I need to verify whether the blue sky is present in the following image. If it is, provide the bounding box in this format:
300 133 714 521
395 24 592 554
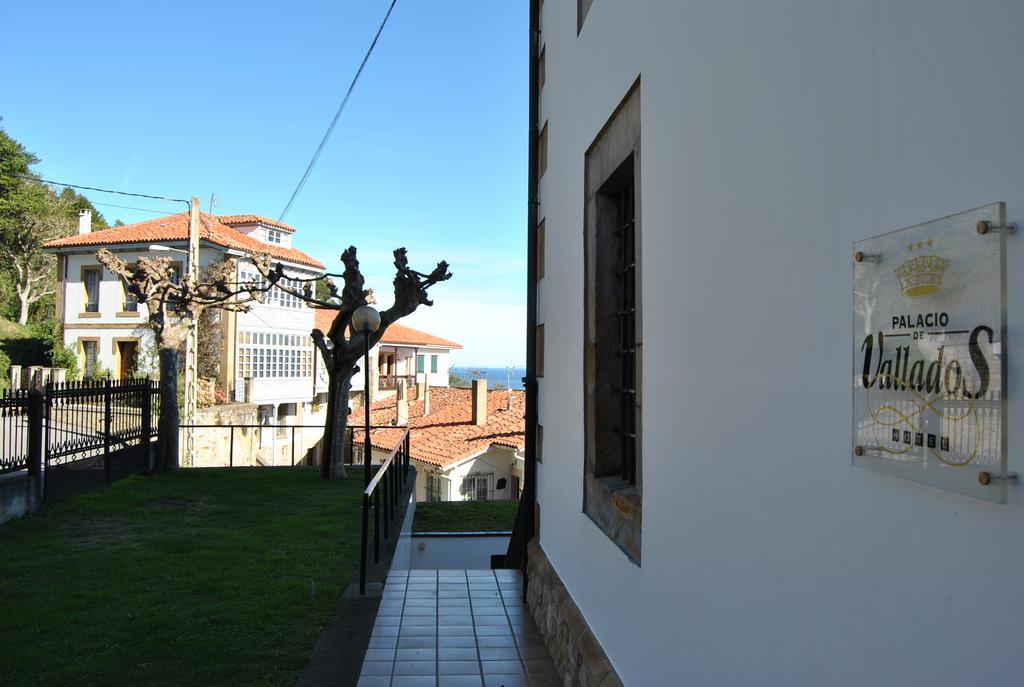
3 1 527 367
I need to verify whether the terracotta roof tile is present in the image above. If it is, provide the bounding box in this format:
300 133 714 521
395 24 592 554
218 215 297 233
312 309 461 349
357 387 524 468
380 323 462 349
42 212 324 269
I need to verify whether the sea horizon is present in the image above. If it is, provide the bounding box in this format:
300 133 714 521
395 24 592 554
449 366 526 391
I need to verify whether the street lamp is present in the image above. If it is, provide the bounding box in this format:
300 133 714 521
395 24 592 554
352 305 380 486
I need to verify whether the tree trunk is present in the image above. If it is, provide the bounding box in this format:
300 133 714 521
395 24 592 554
332 374 353 480
18 291 30 325
158 346 180 472
319 370 336 480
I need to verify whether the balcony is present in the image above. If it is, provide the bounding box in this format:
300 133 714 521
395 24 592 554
378 374 416 392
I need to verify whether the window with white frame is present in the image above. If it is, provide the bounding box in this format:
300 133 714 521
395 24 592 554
461 473 493 502
266 228 283 244
238 266 307 310
236 331 313 379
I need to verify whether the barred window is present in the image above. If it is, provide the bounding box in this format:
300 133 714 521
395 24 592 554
583 79 642 563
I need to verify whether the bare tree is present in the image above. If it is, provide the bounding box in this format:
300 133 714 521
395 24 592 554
253 246 451 479
96 249 264 471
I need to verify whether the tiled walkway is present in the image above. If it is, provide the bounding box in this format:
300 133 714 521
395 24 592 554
358 569 560 687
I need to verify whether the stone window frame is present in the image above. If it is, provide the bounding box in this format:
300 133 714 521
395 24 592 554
582 77 642 565
536 324 545 378
578 0 594 34
537 219 546 282
80 265 102 314
538 121 549 179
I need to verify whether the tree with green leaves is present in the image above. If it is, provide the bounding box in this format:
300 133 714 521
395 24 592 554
0 126 107 323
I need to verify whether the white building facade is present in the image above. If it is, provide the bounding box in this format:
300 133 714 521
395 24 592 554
45 212 326 431
531 2 1024 686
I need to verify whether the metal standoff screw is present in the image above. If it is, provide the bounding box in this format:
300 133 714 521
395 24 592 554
853 251 880 264
854 445 864 456
977 220 1017 236
978 471 1019 486
977 221 991 235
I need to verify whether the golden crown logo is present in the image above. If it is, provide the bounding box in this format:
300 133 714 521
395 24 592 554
895 254 949 298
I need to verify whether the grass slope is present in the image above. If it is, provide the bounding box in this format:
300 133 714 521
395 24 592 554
0 467 366 686
0 316 30 340
413 499 519 533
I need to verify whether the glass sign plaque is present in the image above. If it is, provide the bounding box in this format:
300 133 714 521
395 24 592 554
852 203 1008 503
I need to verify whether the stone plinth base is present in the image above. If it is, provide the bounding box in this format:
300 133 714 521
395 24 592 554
525 539 624 687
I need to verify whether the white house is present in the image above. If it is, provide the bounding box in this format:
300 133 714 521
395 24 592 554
312 309 461 407
363 382 524 504
43 210 327 431
525 2 1024 686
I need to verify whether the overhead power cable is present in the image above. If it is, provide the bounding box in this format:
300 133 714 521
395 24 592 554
11 174 190 208
90 201 178 216
277 0 398 222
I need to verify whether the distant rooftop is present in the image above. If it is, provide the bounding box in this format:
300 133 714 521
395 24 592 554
362 386 524 468
313 310 462 349
218 215 297 233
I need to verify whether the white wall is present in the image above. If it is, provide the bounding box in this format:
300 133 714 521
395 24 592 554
409 535 511 569
383 346 452 388
537 2 1024 686
60 248 223 376
413 447 522 503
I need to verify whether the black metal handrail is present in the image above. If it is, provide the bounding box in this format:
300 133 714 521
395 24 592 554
360 428 411 594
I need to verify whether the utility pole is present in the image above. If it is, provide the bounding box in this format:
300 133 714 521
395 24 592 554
183 196 200 467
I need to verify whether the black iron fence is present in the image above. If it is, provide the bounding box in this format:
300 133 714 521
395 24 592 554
0 380 159 502
360 428 412 594
1 389 31 474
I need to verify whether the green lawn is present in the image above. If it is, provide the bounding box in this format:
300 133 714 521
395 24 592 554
0 467 366 686
413 499 519 533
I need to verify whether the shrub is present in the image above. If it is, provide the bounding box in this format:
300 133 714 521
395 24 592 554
0 348 10 391
51 344 78 379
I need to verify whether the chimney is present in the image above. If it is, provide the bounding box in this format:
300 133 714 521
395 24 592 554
422 383 431 416
78 209 92 235
472 379 487 426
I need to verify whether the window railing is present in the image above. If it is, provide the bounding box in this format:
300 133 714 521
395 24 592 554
359 428 411 594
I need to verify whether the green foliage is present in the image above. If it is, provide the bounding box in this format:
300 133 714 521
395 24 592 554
314 276 339 304
0 125 108 323
0 348 10 390
50 342 78 378
0 468 366 685
448 366 469 388
86 365 112 381
0 316 49 366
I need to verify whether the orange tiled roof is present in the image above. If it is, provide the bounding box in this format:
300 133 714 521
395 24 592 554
312 309 461 349
381 322 462 349
218 214 297 233
42 212 324 269
359 387 525 468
